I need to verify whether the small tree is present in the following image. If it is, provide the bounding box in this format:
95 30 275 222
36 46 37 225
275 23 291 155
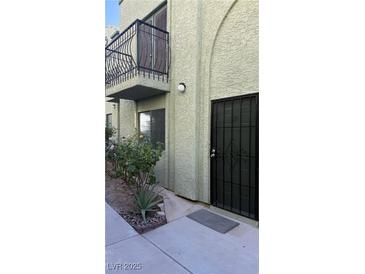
110 133 163 189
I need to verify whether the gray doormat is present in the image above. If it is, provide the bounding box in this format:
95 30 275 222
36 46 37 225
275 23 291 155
187 209 239 233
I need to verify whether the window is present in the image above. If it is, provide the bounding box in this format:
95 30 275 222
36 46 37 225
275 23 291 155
139 5 167 73
138 109 165 147
106 114 112 128
145 5 167 31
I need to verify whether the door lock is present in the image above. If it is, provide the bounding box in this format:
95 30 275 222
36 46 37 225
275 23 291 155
210 148 216 158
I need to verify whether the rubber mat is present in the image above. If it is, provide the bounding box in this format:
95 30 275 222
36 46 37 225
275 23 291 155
186 209 239 233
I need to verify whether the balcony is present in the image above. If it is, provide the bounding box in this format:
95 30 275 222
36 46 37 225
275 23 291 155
105 19 170 101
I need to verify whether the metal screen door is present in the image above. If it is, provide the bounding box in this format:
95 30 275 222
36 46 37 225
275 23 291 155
210 94 258 220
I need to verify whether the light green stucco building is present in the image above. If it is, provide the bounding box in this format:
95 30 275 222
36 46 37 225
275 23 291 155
106 0 259 221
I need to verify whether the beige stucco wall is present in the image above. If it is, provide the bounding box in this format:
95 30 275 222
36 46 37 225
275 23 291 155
119 0 165 30
210 0 259 98
137 94 165 112
118 99 137 139
196 0 238 202
169 0 202 200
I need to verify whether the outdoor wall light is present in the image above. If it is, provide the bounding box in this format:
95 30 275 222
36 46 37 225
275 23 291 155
177 83 186 93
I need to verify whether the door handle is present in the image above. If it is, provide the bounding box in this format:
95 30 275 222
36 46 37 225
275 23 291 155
210 148 216 158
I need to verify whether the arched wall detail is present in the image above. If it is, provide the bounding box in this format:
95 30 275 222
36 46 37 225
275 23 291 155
197 0 238 202
197 0 258 203
210 0 259 98
208 0 239 96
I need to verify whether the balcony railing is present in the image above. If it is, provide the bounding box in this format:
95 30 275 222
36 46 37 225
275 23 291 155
105 19 169 88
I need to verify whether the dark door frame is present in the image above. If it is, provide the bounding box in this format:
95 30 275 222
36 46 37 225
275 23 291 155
210 93 259 220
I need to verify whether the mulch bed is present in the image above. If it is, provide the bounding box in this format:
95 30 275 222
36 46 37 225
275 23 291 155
105 161 167 234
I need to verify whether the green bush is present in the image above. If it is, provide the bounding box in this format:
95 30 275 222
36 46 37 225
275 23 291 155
109 133 163 188
105 127 115 142
134 184 163 222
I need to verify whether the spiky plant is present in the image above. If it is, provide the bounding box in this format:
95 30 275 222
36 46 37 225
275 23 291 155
134 185 163 222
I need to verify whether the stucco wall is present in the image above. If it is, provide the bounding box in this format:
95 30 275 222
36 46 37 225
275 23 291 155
210 0 259 98
195 0 237 203
136 94 166 113
169 0 203 200
196 0 259 203
169 0 259 202
118 99 136 139
110 0 259 205
119 0 165 30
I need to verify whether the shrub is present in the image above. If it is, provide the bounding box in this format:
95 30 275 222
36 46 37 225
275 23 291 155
109 133 163 188
105 127 115 142
134 184 163 222
105 127 116 159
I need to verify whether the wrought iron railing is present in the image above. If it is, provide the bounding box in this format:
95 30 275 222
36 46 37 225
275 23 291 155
105 19 169 88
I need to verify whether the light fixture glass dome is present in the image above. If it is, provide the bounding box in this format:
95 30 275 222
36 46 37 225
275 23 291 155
177 83 186 92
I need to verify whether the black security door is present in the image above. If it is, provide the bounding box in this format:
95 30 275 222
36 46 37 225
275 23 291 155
210 94 258 220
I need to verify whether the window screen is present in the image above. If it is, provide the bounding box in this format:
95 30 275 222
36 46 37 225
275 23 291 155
138 109 165 147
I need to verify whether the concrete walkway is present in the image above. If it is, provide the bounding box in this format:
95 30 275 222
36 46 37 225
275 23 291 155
105 203 189 274
105 198 258 274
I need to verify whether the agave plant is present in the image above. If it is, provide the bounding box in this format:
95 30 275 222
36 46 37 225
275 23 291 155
134 185 163 222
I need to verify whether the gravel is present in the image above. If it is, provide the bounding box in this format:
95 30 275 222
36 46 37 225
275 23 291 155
105 161 168 234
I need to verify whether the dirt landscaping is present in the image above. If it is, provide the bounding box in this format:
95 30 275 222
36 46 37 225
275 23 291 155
105 161 167 233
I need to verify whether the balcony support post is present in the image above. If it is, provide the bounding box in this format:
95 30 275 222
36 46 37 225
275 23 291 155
136 20 140 75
